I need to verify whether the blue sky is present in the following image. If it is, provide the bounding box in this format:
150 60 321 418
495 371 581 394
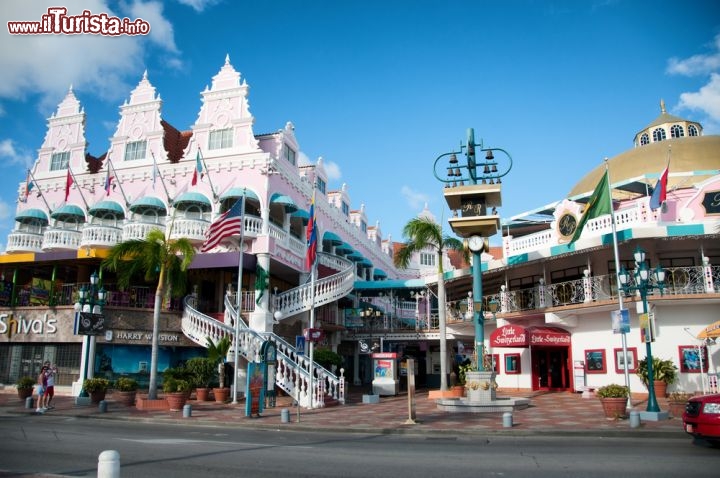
1 0 719 249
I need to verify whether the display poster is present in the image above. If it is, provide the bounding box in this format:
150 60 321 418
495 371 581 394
245 362 266 417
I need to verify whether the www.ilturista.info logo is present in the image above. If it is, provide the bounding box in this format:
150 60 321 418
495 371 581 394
7 7 151 36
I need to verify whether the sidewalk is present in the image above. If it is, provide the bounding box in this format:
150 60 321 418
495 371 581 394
0 386 685 438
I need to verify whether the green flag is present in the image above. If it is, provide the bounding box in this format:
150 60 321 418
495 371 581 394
570 170 612 243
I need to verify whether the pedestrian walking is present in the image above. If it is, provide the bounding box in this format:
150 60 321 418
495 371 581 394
43 361 57 410
35 367 47 413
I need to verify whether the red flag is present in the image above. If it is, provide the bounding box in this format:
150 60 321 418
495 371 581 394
649 163 669 211
64 169 73 201
305 192 317 270
192 151 203 186
201 198 244 252
104 164 113 196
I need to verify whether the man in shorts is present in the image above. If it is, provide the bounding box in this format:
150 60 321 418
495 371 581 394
35 366 47 413
43 361 57 409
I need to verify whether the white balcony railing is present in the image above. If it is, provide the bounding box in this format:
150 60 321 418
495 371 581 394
6 231 44 253
42 228 82 251
80 224 123 248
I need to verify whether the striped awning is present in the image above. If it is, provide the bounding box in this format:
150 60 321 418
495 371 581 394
219 187 260 202
174 192 211 211
88 200 125 218
15 208 49 225
270 193 299 213
50 205 85 222
322 231 343 245
129 197 167 214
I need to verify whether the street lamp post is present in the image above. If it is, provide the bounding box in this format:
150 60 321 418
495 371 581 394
433 128 512 371
618 246 666 417
74 271 106 397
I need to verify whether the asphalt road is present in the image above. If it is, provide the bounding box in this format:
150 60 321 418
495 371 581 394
0 414 718 477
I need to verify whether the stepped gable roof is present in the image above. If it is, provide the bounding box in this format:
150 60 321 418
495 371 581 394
162 120 192 163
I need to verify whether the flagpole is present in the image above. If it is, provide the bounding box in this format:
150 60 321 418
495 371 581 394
67 166 90 210
197 147 218 201
26 168 52 212
308 257 317 408
106 156 131 208
151 151 173 205
232 193 246 404
605 158 632 409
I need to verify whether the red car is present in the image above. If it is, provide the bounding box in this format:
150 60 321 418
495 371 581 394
683 393 720 446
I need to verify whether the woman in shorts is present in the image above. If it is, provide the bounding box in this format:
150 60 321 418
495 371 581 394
35 367 47 413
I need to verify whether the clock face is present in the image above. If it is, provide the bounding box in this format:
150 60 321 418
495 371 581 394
468 235 484 252
558 213 578 238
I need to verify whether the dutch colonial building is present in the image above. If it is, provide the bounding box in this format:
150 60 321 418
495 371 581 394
1 53 719 406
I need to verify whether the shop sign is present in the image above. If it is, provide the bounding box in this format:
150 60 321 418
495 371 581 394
0 312 57 338
112 330 180 342
490 325 528 347
701 189 720 215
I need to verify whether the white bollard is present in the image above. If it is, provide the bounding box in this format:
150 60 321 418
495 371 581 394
629 410 640 428
502 412 513 428
98 450 120 478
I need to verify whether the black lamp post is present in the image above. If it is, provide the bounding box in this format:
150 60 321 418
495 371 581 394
74 271 106 397
618 246 665 414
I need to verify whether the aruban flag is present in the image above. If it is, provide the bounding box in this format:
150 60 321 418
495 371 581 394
104 163 113 196
649 163 669 211
64 168 73 202
570 170 612 243
201 197 244 252
305 191 318 270
191 151 203 186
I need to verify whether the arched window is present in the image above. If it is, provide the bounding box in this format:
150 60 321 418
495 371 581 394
688 124 699 136
640 133 650 146
652 128 666 142
670 125 684 138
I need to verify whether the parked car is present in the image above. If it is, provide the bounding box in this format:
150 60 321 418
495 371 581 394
682 393 720 446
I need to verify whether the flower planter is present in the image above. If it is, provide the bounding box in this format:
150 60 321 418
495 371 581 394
115 390 137 407
195 388 211 401
600 397 628 419
17 388 33 401
669 401 687 418
213 387 230 403
166 392 187 411
90 390 107 404
653 380 667 399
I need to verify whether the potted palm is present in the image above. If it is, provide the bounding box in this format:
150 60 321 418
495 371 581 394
83 378 110 403
206 336 232 403
114 377 139 406
186 357 215 401
597 383 629 419
163 378 191 411
636 357 678 398
16 376 35 401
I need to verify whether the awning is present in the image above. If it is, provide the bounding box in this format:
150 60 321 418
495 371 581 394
347 252 364 262
490 324 571 348
373 268 387 278
698 320 720 339
50 204 86 222
359 258 373 268
88 200 125 218
291 208 310 224
322 231 343 245
129 196 167 214
269 193 299 213
219 187 260 202
15 208 49 225
174 192 211 211
335 242 354 254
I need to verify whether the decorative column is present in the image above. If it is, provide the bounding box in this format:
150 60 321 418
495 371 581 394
583 269 593 303
537 279 547 308
250 252 272 332
703 256 714 293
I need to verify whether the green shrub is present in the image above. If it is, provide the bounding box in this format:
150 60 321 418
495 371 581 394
185 357 215 388
83 378 110 393
114 377 139 392
636 357 678 386
596 383 629 398
313 349 342 370
163 378 191 393
16 376 35 390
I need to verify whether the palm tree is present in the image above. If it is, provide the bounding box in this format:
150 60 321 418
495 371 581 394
206 336 232 388
102 229 196 399
394 216 464 391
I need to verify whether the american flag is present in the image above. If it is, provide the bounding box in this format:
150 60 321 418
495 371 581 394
201 197 244 252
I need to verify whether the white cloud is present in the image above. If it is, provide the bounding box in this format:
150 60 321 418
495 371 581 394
667 34 720 76
128 1 180 55
0 1 180 108
297 151 312 166
0 201 12 220
176 0 221 12
324 160 342 181
0 139 33 167
677 73 720 123
400 186 430 211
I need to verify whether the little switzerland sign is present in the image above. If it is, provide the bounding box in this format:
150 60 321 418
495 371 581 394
490 324 571 348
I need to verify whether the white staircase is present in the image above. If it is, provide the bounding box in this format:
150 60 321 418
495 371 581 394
272 252 356 319
182 295 345 407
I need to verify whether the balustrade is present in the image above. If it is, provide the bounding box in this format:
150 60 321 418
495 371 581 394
42 228 82 250
6 231 44 252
